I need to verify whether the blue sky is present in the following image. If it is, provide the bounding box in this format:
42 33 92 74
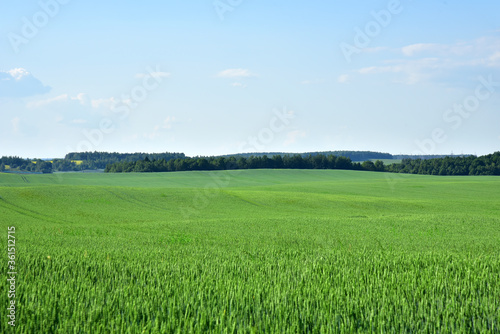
1 0 499 158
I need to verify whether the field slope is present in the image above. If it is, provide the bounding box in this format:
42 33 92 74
0 170 499 333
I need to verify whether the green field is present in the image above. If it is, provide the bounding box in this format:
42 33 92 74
1 170 499 333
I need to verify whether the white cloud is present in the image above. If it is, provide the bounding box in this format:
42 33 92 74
400 37 500 60
401 41 486 58
136 72 170 79
7 68 31 80
301 79 326 85
358 58 442 84
231 82 247 88
354 35 500 85
401 43 438 56
26 93 124 129
358 65 402 75
72 93 90 105
488 51 500 67
0 68 50 97
27 93 116 110
27 94 70 108
217 68 256 78
90 97 117 109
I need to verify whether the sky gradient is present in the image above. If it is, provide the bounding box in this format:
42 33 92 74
1 0 499 158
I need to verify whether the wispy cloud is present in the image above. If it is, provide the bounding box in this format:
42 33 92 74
337 74 350 83
144 116 176 139
358 58 445 84
400 41 484 58
231 82 247 88
90 97 118 109
27 93 118 110
11 117 20 133
352 36 500 85
26 93 122 128
487 51 500 67
217 68 256 78
136 71 170 79
27 94 71 108
401 43 442 57
301 79 325 85
162 116 176 129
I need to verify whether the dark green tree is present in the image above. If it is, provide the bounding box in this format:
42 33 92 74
362 161 376 171
36 161 53 173
374 160 385 172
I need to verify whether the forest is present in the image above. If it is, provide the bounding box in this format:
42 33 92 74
104 154 362 173
0 152 185 173
0 156 52 173
62 151 186 170
386 152 500 176
105 152 500 175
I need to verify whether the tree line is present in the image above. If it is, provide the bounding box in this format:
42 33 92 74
104 154 381 173
104 152 500 175
63 151 185 170
0 156 52 173
385 152 500 176
0 152 185 173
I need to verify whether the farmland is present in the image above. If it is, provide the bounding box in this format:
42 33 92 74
0 170 499 333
